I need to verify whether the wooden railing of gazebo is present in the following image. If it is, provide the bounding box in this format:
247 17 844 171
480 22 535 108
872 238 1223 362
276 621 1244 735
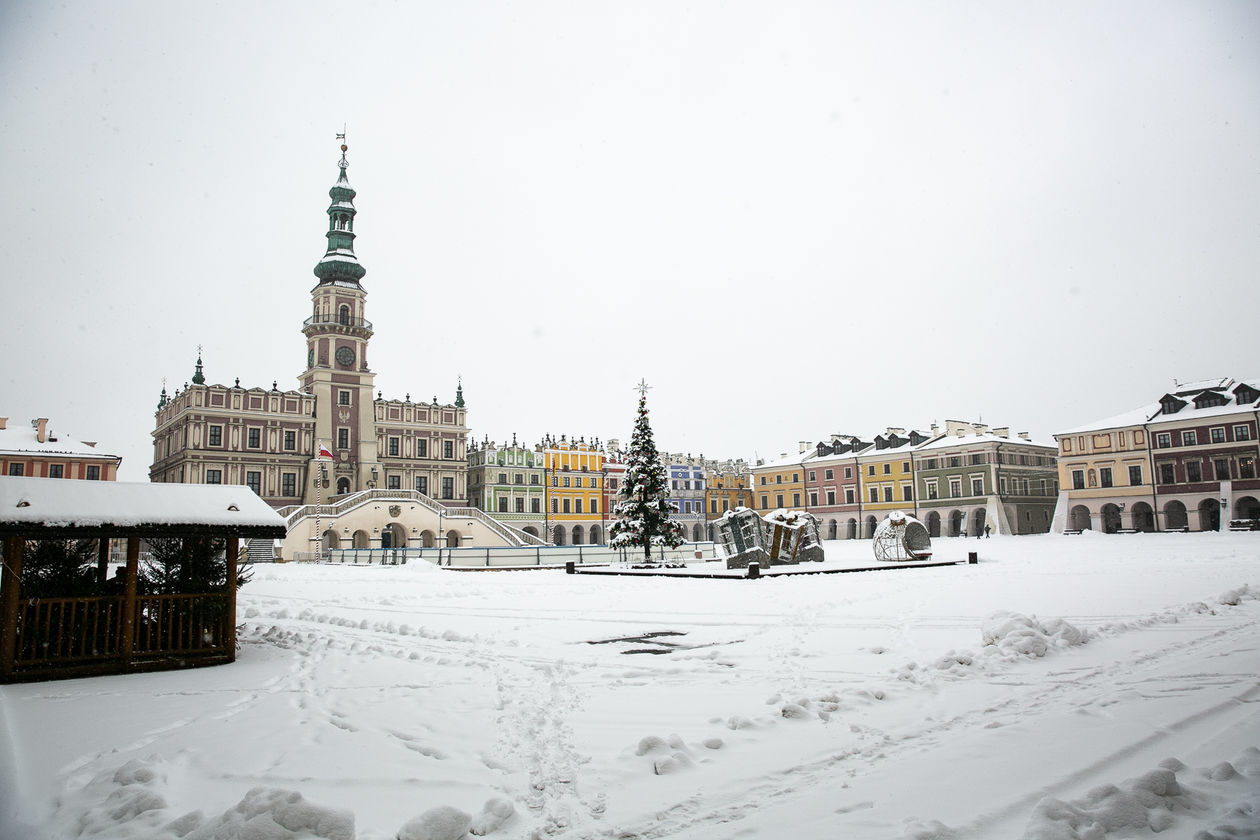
1 537 241 682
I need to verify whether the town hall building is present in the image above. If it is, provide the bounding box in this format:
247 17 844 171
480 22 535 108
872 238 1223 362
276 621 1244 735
150 141 470 512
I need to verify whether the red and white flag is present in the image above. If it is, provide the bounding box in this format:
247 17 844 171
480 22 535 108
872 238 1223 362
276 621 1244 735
318 444 333 459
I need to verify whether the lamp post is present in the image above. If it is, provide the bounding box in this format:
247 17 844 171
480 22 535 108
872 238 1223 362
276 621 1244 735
543 444 550 545
600 464 607 545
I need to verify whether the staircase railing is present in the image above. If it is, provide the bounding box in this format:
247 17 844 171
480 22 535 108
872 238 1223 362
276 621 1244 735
283 489 545 546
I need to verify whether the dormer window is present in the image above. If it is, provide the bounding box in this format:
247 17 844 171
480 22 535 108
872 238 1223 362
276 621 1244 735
1234 383 1259 405
1192 390 1226 409
1158 394 1187 415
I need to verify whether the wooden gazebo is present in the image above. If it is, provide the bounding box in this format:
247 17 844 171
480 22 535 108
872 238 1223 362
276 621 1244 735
0 477 286 682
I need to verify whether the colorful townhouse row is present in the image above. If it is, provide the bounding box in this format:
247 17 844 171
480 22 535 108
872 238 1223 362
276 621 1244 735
465 435 754 545
1052 376 1260 533
747 421 1059 540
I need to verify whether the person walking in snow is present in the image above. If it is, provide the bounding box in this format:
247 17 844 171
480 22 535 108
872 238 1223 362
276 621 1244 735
984 524 991 538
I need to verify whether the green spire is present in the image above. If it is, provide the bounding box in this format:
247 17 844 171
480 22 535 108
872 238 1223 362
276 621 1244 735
455 377 465 408
157 382 168 409
191 354 205 385
313 136 366 286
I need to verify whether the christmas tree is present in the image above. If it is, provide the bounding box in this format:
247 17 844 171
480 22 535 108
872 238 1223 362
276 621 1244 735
609 384 685 561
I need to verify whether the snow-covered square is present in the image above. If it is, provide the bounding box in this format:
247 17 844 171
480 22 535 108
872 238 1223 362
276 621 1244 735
2 533 1258 839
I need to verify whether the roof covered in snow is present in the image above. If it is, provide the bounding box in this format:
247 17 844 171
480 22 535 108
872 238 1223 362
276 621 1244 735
0 477 288 537
0 421 120 460
1057 376 1260 436
916 432 1056 451
752 450 816 471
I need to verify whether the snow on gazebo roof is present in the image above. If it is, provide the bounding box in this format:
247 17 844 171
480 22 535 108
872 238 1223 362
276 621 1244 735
0 477 288 538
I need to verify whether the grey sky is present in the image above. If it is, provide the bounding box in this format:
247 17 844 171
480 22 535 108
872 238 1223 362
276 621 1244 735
3 1 1258 480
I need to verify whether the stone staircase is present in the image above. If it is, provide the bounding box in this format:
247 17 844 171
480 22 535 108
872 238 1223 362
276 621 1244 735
278 489 545 547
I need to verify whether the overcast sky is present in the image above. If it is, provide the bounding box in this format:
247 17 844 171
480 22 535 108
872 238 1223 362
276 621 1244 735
2 1 1258 481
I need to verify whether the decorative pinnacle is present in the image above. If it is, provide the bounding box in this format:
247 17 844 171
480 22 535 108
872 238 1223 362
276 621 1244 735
337 126 348 170
191 348 205 385
635 378 652 397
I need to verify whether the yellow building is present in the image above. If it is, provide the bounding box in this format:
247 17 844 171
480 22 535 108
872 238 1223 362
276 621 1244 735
749 450 810 513
543 435 607 545
705 460 753 519
855 429 934 538
1053 414 1153 532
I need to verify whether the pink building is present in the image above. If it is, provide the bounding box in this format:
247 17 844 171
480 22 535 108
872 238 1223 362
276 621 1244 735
0 417 120 481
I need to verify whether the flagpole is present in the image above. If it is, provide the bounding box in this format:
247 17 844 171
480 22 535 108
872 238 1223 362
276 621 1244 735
314 442 327 562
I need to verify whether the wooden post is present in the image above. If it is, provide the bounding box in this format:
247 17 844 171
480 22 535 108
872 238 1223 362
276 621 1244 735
120 537 139 670
968 551 978 564
97 537 110 585
225 537 238 662
0 536 24 681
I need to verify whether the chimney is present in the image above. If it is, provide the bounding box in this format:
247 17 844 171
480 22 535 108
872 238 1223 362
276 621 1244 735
33 418 49 443
799 441 812 454
930 422 939 436
1018 431 1031 441
992 426 1010 438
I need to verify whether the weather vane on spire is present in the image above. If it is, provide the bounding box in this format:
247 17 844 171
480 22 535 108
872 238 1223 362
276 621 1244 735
337 125 348 168
635 379 652 397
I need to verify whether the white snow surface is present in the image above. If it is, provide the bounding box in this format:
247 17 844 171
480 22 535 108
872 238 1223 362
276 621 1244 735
0 476 286 530
2 532 1259 840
